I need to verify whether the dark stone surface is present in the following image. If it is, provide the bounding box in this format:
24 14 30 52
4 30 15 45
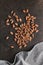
0 0 43 63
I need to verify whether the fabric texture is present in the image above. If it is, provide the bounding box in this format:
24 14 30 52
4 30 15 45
0 42 43 65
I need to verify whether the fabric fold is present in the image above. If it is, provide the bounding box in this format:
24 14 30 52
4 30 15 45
0 42 43 65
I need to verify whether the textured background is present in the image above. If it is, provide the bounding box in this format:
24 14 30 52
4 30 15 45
0 0 43 63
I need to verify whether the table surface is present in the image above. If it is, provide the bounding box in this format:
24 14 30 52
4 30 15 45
0 0 43 63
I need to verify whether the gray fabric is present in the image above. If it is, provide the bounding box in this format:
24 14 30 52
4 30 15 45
0 42 43 65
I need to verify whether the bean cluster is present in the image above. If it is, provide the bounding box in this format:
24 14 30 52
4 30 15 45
5 9 39 49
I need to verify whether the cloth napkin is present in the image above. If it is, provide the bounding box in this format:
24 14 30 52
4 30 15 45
0 42 43 65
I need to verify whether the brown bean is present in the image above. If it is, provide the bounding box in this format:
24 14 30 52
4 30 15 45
10 45 14 48
32 34 34 38
16 18 19 22
11 10 13 14
6 19 9 23
14 38 17 41
12 24 15 28
17 40 19 44
23 9 26 13
29 37 32 41
15 33 17 35
15 27 18 30
26 9 29 13
26 16 29 20
15 15 18 19
13 12 16 16
36 30 39 33
10 31 13 35
19 18 22 22
28 14 30 17
8 15 11 18
15 23 18 26
6 36 9 40
23 9 29 13
6 22 10 26
10 19 14 24
19 46 22 49
35 24 39 27
24 44 27 47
